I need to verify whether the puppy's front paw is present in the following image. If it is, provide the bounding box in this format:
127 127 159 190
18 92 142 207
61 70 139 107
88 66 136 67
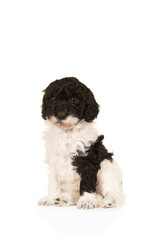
38 196 74 207
77 192 97 209
38 196 60 206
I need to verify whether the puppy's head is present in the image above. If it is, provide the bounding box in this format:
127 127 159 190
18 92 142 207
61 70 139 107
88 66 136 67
42 77 99 130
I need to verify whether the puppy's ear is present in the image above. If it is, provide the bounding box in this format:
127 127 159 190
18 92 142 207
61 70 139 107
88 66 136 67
41 91 47 120
84 90 99 122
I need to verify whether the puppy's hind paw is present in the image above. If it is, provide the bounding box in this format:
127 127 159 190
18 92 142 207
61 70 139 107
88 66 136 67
102 197 117 208
100 192 125 208
100 194 118 208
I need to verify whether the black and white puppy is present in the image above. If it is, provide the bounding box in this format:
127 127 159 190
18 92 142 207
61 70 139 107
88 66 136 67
39 77 125 209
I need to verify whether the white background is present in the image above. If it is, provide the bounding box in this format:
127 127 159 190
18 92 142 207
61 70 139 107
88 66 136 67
0 0 160 239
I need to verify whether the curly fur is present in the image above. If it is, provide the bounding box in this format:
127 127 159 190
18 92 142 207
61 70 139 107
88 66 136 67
39 77 125 209
72 135 113 195
42 77 99 122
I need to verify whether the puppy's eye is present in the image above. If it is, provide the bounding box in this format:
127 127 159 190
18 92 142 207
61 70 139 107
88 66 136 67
71 97 78 102
51 97 56 101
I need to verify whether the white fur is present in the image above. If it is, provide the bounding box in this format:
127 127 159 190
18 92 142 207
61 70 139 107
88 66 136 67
50 116 79 130
38 119 125 208
77 192 97 209
97 160 125 207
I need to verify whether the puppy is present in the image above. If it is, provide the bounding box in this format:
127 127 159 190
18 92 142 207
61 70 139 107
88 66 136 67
38 77 125 209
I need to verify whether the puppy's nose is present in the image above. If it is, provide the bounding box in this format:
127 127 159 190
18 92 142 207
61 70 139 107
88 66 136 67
57 111 67 120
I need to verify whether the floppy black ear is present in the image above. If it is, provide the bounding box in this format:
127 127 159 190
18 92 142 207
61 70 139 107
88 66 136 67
41 92 47 120
84 91 99 122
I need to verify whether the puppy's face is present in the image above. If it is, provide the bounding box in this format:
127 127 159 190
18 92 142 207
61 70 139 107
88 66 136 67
42 77 99 130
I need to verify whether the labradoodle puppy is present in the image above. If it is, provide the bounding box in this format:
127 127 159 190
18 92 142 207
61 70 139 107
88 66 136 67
38 77 125 209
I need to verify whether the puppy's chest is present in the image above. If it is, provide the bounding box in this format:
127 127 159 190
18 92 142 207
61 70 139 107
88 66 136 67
53 131 86 157
53 132 85 180
45 122 98 179
46 131 81 170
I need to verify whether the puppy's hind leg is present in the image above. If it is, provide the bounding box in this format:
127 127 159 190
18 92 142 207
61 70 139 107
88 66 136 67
97 160 125 208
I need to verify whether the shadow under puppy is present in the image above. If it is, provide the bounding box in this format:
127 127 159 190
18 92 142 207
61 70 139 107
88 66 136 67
39 77 125 209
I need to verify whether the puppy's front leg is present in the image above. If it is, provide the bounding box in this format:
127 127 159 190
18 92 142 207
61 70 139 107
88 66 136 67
73 156 98 209
77 191 98 209
38 164 61 206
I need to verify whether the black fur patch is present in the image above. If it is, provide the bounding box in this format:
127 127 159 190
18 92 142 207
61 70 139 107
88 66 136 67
42 77 99 122
72 135 113 195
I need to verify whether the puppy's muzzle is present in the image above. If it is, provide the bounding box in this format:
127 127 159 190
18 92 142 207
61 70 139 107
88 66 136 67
56 110 67 120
